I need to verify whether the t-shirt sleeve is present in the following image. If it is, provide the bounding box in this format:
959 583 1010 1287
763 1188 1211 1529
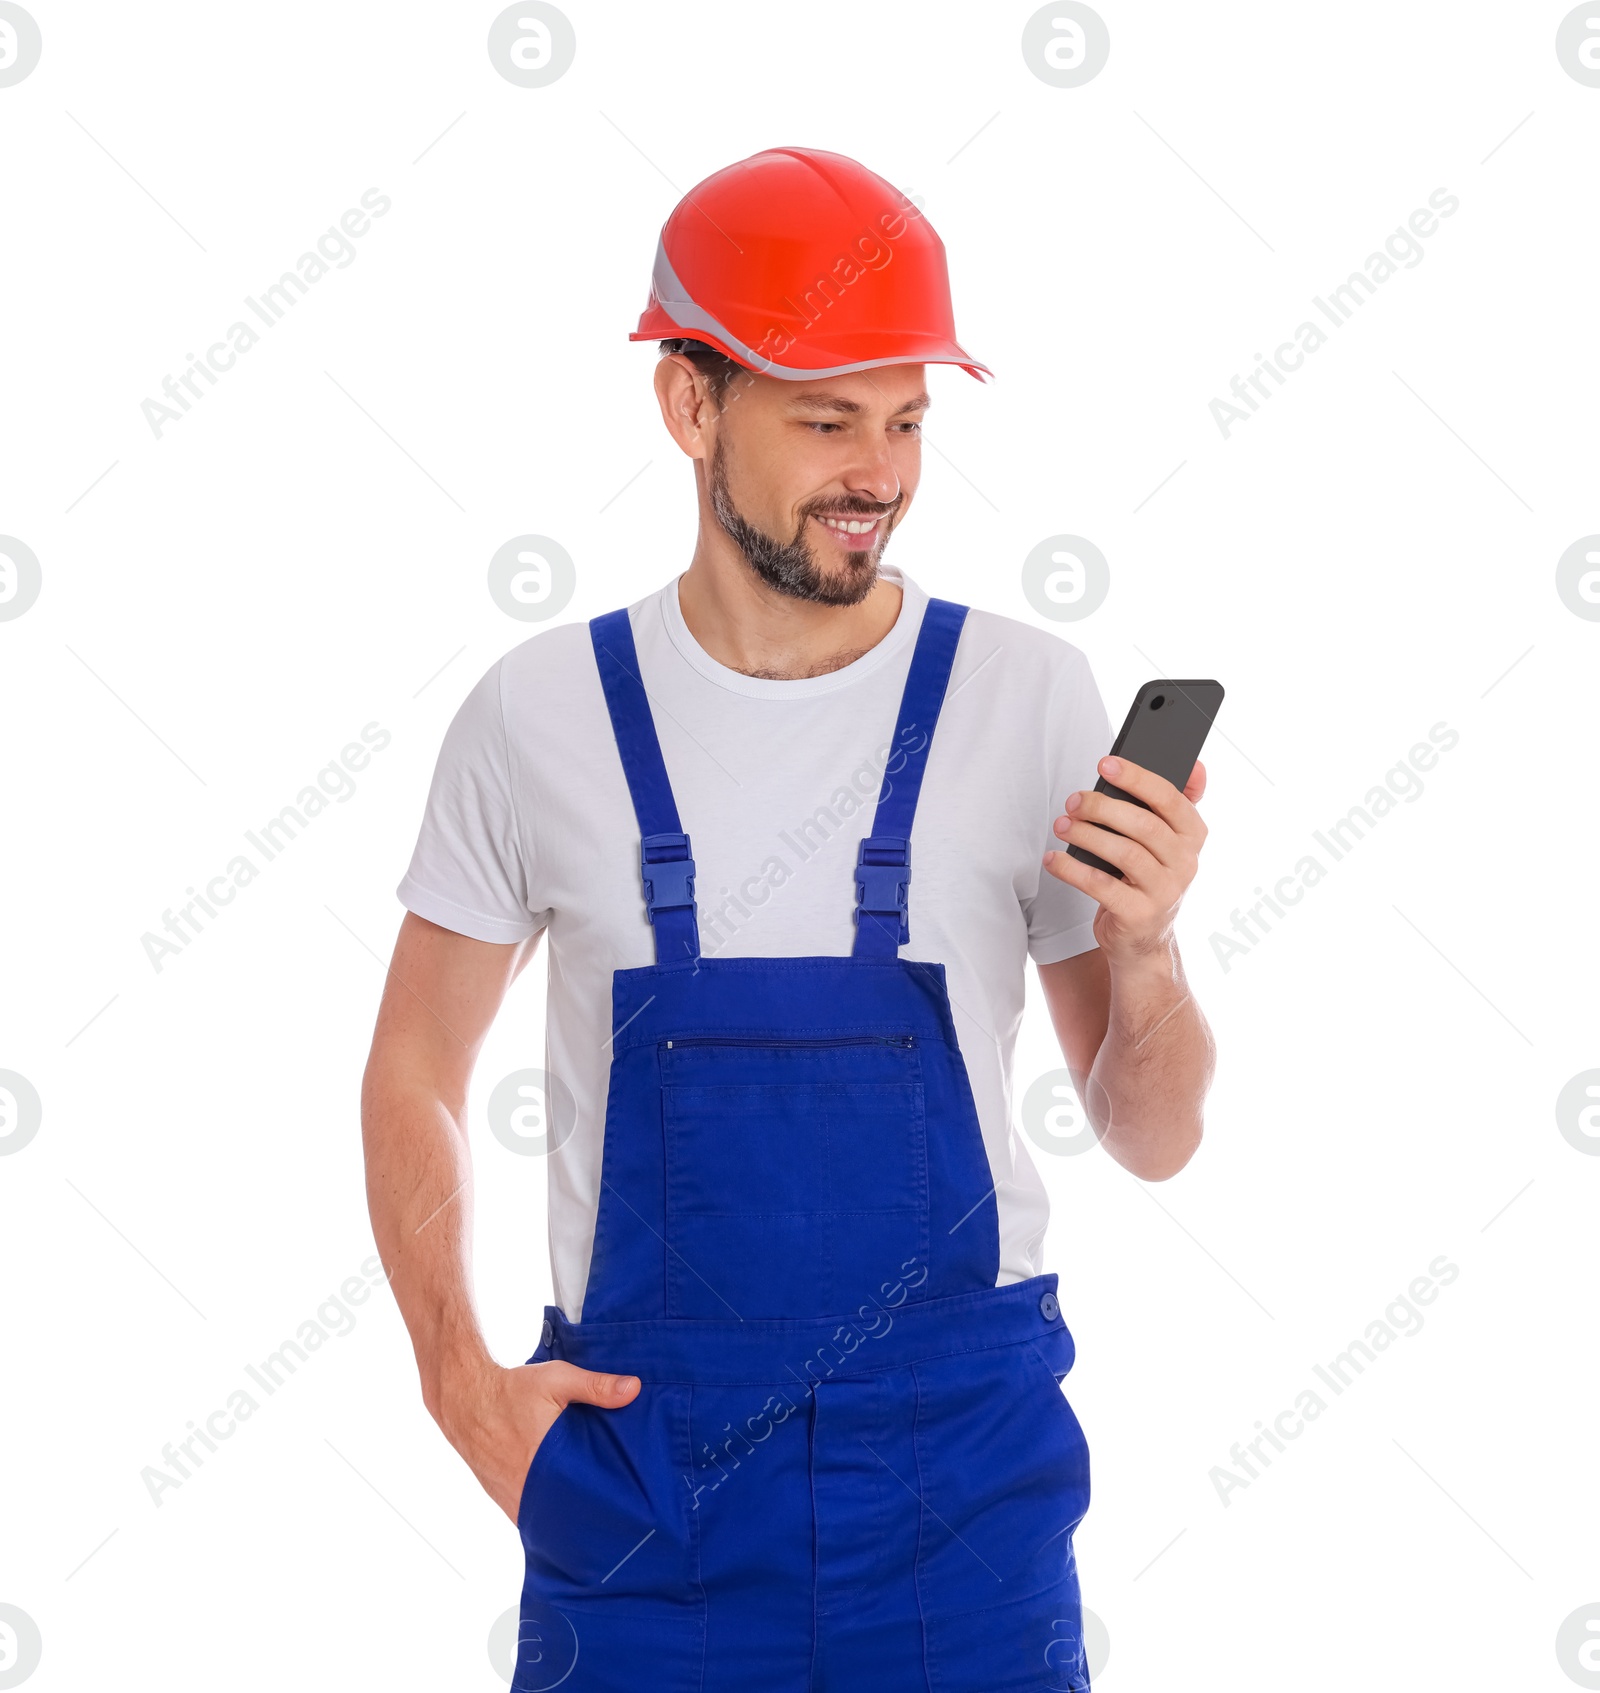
1023 643 1113 967
396 656 547 945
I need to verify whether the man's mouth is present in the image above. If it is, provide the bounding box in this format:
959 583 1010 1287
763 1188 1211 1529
812 512 886 552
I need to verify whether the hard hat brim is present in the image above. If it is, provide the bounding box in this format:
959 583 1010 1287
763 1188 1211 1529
631 316 992 384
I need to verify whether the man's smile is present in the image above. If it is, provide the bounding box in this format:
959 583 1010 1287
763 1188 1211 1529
813 512 887 551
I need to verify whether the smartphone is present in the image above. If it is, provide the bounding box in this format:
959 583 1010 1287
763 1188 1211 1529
1065 679 1225 879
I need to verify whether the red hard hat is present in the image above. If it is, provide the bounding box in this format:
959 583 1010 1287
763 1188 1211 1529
631 146 992 383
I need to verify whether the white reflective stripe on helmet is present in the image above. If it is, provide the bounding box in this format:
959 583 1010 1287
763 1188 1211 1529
649 237 959 382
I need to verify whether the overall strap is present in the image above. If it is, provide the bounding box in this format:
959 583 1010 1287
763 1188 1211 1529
589 608 700 965
852 598 969 959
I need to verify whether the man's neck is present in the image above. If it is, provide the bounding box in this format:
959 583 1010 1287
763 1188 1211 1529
675 546 903 681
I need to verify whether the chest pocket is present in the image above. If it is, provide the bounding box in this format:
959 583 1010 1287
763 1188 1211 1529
660 1034 929 1319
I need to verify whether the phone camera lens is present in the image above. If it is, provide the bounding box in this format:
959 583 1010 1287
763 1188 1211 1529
1150 694 1166 710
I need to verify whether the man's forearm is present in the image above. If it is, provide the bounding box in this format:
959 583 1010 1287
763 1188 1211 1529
1086 940 1213 1180
361 1071 490 1419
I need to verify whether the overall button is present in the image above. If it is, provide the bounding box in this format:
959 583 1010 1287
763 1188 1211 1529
541 1317 555 1348
1039 1291 1060 1322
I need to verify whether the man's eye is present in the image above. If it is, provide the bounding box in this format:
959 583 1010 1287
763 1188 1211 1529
807 422 843 433
896 421 924 434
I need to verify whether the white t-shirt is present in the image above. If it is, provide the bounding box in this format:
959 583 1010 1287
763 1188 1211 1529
398 564 1111 1321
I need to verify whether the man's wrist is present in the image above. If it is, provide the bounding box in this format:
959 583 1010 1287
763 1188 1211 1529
420 1336 497 1436
1105 933 1181 992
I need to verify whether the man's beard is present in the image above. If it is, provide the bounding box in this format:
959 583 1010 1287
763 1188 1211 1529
707 436 897 608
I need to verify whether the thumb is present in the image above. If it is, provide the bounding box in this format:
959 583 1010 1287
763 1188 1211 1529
558 1364 641 1410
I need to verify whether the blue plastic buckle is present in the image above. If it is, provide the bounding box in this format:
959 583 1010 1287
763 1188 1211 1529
854 835 911 944
641 831 696 918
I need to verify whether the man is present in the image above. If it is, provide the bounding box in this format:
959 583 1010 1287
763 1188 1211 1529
362 146 1213 1693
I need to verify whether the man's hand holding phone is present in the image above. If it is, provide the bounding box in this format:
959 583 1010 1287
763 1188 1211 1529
1044 677 1222 963
1044 753 1210 964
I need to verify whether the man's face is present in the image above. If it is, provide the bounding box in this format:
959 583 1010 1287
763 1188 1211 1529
704 363 928 607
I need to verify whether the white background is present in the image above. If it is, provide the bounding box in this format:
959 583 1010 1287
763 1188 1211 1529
2 2 1597 1688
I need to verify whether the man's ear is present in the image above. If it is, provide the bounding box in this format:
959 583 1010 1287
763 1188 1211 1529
653 355 717 461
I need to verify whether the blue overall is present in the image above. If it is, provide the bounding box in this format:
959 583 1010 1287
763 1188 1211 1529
515 599 1092 1693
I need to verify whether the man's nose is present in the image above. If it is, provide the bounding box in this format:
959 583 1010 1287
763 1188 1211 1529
841 443 901 508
